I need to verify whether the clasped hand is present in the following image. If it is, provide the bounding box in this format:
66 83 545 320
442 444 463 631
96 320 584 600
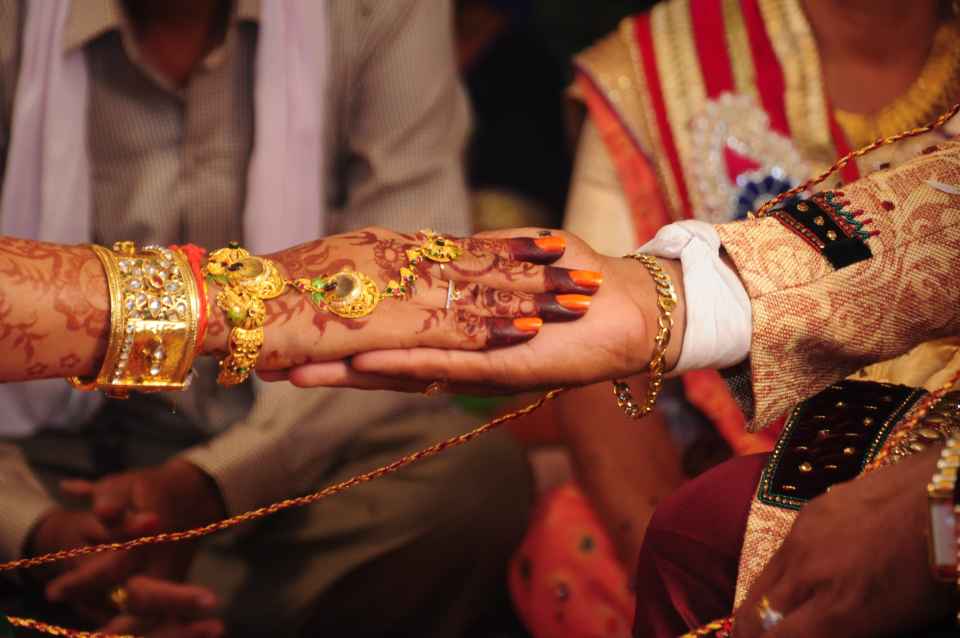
731 448 954 638
29 460 225 638
256 228 684 393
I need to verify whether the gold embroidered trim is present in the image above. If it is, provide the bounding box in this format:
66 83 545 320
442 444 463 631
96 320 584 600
622 17 686 217
651 0 707 215
722 0 756 98
759 0 835 171
835 21 960 149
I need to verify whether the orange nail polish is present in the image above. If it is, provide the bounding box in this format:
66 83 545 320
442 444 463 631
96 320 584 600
513 317 544 333
569 270 603 289
556 294 592 312
533 236 566 253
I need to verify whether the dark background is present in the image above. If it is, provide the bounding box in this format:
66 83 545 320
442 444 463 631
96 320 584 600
457 0 657 229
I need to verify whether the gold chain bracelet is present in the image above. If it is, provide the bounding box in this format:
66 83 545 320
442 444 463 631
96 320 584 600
612 253 678 419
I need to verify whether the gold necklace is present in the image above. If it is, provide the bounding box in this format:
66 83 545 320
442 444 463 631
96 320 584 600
834 21 960 148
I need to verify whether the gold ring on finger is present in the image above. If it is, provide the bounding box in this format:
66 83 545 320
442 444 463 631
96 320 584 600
445 280 462 310
108 585 130 613
417 230 462 263
424 380 448 396
756 596 784 631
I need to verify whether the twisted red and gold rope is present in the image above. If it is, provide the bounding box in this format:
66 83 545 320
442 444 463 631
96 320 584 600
6 101 960 638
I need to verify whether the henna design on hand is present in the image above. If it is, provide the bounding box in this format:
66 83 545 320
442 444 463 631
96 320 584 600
0 239 107 372
457 284 537 316
0 293 45 362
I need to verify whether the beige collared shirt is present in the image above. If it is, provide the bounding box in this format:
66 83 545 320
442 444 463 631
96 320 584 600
0 0 470 560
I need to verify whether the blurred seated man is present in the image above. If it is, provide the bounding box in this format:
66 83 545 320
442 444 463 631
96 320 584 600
0 1 532 636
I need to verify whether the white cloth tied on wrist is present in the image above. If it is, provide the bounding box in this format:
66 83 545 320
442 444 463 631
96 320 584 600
636 220 752 374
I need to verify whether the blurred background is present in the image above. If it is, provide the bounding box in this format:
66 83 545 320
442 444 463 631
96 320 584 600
452 3 662 636
455 0 657 232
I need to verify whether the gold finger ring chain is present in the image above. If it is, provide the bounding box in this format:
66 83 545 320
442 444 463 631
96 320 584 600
7 102 960 638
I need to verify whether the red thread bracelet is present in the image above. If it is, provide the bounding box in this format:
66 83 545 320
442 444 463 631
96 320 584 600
172 244 209 355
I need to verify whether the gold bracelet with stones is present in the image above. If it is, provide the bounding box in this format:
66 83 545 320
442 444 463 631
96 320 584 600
612 253 678 420
69 242 200 398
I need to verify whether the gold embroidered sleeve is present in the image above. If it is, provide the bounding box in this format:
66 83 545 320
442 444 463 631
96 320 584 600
716 139 960 429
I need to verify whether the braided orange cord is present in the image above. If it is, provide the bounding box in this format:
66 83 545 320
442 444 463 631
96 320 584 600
4 617 134 638
0 388 567 575
755 101 960 218
6 101 960 638
677 618 733 637
0 389 566 637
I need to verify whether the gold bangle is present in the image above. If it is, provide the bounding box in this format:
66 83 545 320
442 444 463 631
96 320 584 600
611 253 678 419
68 242 200 397
67 244 124 392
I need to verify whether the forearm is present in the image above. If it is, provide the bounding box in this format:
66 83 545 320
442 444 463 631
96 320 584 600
0 237 305 383
558 382 683 566
0 238 109 381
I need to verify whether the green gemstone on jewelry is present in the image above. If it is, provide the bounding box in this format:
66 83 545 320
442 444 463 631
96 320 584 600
311 277 326 289
311 292 325 304
227 307 244 324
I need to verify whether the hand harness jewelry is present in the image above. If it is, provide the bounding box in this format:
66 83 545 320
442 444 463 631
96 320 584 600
205 231 462 386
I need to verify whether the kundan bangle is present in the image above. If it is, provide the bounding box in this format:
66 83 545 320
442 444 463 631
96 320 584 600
68 242 201 397
611 253 678 419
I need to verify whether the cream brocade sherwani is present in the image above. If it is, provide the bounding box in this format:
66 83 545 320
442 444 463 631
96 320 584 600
0 2 531 636
720 139 960 430
715 137 960 604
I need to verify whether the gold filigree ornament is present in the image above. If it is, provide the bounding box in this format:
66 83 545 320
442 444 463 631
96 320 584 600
417 229 462 263
205 232 461 385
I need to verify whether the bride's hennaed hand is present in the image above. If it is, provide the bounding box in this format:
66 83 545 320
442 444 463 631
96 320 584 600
265 229 686 394
200 227 602 371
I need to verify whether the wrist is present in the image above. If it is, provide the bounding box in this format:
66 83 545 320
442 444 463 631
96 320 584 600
199 277 228 358
623 256 685 372
197 251 301 372
658 258 685 371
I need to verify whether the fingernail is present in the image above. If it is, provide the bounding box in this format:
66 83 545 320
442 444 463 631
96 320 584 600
545 268 603 294
515 317 543 332
533 236 566 253
488 317 543 347
569 270 604 290
200 592 219 609
535 293 591 322
509 237 566 264
556 294 592 311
